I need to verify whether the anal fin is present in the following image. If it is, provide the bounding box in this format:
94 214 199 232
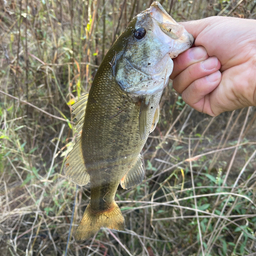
120 155 145 189
64 138 90 186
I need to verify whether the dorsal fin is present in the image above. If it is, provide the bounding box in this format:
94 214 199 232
64 138 90 186
120 155 145 189
72 94 88 136
64 94 90 186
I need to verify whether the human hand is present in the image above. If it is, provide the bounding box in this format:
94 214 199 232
170 17 256 116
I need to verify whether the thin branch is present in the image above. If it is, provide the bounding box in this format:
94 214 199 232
0 90 69 123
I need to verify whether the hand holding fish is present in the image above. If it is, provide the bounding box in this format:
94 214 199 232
170 17 256 116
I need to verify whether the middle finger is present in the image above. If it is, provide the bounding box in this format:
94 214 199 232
172 57 221 94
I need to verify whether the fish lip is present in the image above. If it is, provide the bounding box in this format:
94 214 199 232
149 2 179 33
148 1 194 55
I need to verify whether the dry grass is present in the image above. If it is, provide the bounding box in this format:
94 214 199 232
1 0 256 255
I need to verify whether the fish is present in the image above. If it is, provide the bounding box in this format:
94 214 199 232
64 1 194 241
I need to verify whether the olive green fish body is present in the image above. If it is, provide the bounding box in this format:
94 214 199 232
64 1 194 241
74 48 162 240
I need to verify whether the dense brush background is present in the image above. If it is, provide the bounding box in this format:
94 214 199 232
1 0 256 255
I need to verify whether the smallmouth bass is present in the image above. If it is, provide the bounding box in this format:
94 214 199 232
64 1 193 241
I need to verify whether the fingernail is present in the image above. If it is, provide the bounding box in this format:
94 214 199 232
206 71 221 82
188 47 207 60
202 57 218 70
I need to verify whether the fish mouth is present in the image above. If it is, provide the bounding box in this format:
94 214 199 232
149 2 194 57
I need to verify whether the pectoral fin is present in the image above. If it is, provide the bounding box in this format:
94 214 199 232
139 99 149 141
120 155 144 189
150 105 159 133
64 138 90 186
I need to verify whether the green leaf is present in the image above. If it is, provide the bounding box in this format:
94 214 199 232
0 135 11 142
235 225 247 232
121 206 135 211
198 204 210 211
220 238 227 255
44 207 54 215
31 167 39 179
22 174 32 185
204 173 216 184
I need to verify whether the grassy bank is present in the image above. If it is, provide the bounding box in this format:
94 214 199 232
1 0 256 255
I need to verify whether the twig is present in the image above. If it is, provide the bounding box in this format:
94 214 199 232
108 229 133 256
233 148 256 188
150 105 188 162
189 137 205 256
128 0 137 22
0 90 69 123
25 0 29 147
227 0 245 15
206 107 251 253
112 0 127 44
47 124 65 180
65 185 78 256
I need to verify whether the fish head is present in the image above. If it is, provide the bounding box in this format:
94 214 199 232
112 1 194 96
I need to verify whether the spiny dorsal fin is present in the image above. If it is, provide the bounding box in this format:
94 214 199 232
72 94 88 136
120 155 145 189
64 138 90 186
64 94 89 186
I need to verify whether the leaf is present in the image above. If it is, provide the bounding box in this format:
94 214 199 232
74 59 80 74
21 13 28 18
10 33 15 43
22 174 32 185
86 15 93 32
220 238 227 255
197 204 210 211
44 207 54 215
180 168 185 190
31 167 39 179
185 155 201 162
121 206 135 211
62 47 73 54
235 225 247 232
204 173 216 184
67 98 76 106
76 78 81 98
0 135 11 142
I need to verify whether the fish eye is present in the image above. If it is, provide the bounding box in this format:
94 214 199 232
134 27 146 40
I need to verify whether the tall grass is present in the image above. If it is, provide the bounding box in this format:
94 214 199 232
0 0 256 255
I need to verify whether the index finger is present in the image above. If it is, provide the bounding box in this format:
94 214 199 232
170 46 208 79
179 18 212 40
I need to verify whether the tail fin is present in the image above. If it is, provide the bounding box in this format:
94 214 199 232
75 202 125 241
